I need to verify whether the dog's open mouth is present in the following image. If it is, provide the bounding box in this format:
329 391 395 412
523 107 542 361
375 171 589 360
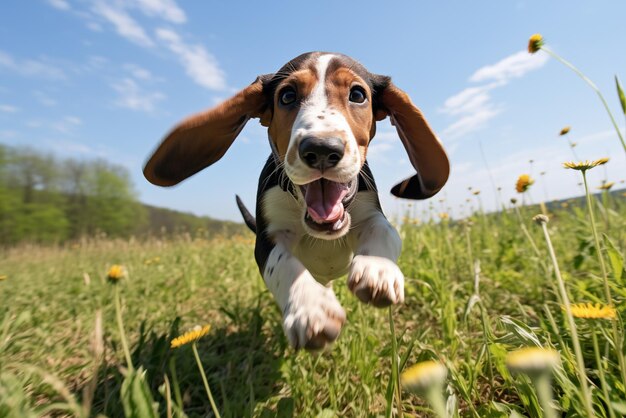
301 179 354 233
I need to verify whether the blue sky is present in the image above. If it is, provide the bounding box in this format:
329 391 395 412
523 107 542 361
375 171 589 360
1 1 625 221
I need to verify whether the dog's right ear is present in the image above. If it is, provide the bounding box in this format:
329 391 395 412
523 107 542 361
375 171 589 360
144 74 273 187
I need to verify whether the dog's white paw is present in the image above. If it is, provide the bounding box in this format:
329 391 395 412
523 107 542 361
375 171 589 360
347 255 405 307
282 275 346 350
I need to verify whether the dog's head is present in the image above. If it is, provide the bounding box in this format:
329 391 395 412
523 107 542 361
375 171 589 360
144 52 449 238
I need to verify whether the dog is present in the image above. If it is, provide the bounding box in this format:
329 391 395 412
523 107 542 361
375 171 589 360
144 52 449 350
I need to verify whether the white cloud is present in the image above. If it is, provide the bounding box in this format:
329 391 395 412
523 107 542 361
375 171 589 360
440 83 500 116
46 0 70 10
133 0 186 23
442 107 501 139
469 51 549 83
0 50 66 80
92 2 154 47
124 63 154 80
112 78 165 112
156 28 226 90
33 91 57 107
53 116 82 134
440 50 548 140
0 104 19 113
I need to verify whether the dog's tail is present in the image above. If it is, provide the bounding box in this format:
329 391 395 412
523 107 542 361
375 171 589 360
235 195 256 234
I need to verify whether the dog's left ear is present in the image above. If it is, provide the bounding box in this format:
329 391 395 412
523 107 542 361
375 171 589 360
374 80 450 199
144 75 272 187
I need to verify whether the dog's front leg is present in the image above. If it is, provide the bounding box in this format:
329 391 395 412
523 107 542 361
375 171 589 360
347 194 405 307
258 238 346 350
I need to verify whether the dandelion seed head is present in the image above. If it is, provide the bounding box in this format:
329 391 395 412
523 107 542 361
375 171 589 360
533 214 549 225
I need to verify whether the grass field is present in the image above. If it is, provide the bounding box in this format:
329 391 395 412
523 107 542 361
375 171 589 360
1 188 625 417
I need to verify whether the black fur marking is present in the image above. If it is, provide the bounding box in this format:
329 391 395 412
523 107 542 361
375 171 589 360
254 156 289 273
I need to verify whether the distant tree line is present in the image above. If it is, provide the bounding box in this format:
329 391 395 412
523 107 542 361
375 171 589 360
0 144 245 245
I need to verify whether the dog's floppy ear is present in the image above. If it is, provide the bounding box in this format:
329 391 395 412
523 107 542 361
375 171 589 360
375 81 450 199
144 75 272 187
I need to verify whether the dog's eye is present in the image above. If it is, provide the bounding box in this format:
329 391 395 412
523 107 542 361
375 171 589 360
349 86 366 104
279 88 297 106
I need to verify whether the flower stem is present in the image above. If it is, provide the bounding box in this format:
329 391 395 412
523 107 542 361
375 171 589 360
388 307 402 417
114 285 133 371
582 171 626 390
592 330 616 418
539 222 595 417
542 47 626 155
168 357 184 412
425 385 448 418
532 374 557 418
513 206 547 272
192 342 221 418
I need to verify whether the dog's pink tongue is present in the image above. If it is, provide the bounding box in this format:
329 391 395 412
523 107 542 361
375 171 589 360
305 180 348 223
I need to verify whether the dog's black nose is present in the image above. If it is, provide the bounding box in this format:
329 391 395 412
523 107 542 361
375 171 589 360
298 137 344 170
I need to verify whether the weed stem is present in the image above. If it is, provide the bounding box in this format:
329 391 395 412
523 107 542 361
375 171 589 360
192 342 221 418
539 222 595 417
114 285 134 371
582 171 626 390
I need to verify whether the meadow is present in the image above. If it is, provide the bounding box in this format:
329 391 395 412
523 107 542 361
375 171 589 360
2 35 626 417
1 187 625 417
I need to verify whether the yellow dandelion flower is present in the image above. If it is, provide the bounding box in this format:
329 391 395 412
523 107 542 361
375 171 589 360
528 34 544 54
171 325 211 348
563 158 609 171
559 126 571 136
401 360 447 394
0 275 7 281
438 212 449 220
472 190 481 195
506 347 560 375
107 265 126 283
597 181 615 191
570 303 617 320
516 174 534 193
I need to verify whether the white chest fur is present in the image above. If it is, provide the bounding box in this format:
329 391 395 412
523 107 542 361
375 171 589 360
262 186 356 284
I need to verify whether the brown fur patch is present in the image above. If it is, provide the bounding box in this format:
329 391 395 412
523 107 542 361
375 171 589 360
269 69 318 161
325 67 375 166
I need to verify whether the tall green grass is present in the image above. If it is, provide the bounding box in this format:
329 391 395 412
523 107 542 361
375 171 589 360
1 191 625 417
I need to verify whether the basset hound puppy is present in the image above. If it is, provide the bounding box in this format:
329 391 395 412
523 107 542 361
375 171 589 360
144 52 449 350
